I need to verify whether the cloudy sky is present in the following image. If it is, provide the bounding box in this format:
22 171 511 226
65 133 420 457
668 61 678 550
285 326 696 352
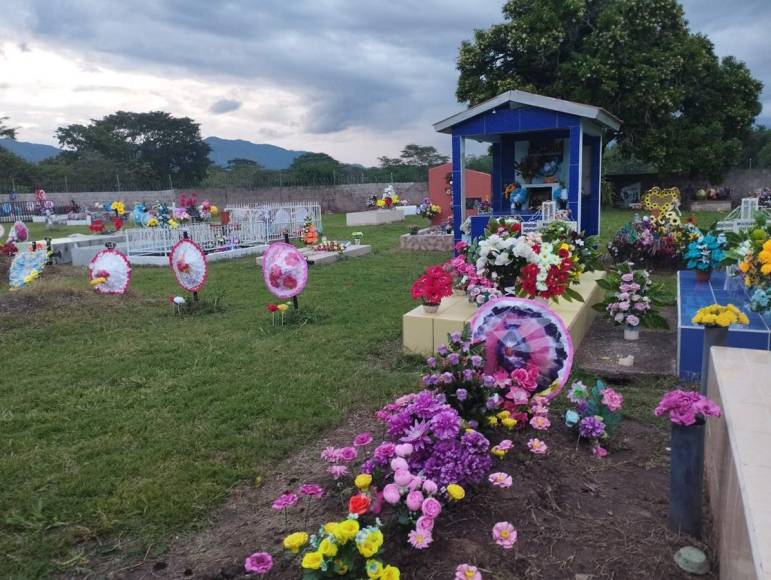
0 0 769 165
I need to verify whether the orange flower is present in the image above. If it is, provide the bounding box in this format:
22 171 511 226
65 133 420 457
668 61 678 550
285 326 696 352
348 494 370 516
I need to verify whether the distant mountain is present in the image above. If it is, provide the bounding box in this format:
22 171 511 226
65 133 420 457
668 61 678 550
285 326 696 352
204 136 309 170
0 139 61 162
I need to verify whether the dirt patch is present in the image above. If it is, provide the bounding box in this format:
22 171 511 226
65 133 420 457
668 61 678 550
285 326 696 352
94 411 715 580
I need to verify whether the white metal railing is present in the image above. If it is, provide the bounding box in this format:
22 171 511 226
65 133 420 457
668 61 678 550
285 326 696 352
124 201 322 256
716 197 771 233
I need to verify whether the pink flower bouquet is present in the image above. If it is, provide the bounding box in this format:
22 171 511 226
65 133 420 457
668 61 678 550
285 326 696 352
654 389 721 426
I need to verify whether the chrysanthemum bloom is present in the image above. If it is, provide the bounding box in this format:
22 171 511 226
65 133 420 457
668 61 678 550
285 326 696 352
527 438 548 455
244 552 272 574
272 492 298 510
488 472 512 488
408 528 433 549
354 432 374 446
329 465 349 479
578 416 606 439
455 563 483 580
492 521 518 549
299 483 325 498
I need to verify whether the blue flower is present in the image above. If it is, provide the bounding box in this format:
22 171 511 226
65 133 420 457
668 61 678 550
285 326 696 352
565 409 580 427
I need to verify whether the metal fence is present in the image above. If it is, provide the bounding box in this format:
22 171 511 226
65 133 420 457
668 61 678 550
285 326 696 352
125 201 322 257
0 200 73 222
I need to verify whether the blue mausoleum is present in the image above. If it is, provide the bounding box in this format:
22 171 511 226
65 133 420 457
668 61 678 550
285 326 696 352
434 90 621 242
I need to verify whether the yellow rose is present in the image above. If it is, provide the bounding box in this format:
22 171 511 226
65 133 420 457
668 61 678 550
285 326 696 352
324 522 338 536
447 483 465 501
761 263 771 275
283 531 309 553
319 537 338 558
763 239 771 252
381 565 401 580
355 473 373 490
301 551 323 570
357 539 379 558
759 250 771 264
738 261 751 273
333 519 359 544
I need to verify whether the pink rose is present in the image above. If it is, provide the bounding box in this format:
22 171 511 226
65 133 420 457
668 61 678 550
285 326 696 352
395 443 414 457
601 388 624 412
416 515 435 532
406 490 424 511
394 469 412 487
408 475 424 491
421 497 442 518
383 483 401 505
422 479 438 495
337 447 357 462
390 457 409 472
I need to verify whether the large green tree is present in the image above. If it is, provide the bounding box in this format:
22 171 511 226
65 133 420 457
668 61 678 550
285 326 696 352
456 0 762 181
56 111 211 185
378 144 448 169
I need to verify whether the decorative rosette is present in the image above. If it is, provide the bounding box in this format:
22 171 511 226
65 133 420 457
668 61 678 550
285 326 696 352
169 239 208 292
261 242 308 299
88 249 132 295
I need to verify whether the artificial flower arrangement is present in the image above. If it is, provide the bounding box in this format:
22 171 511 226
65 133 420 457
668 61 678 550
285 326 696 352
683 230 726 277
416 197 442 219
459 217 584 303
111 200 126 216
374 185 400 209
303 215 320 245
315 240 348 253
411 265 453 310
654 389 721 426
564 380 624 457
691 303 749 327
351 232 364 245
723 219 771 312
608 215 698 268
593 263 670 331
266 302 291 325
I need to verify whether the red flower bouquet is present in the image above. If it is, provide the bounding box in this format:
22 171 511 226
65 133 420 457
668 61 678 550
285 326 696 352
411 266 453 308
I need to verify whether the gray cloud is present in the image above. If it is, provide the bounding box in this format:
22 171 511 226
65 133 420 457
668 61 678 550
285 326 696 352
1 0 770 158
209 98 241 114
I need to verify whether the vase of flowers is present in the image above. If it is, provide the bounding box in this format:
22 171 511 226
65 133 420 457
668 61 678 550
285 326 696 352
654 389 721 538
684 232 725 283
411 265 453 313
594 263 671 340
417 197 441 220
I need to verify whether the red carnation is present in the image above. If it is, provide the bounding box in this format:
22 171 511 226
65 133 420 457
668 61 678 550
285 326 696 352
267 304 279 312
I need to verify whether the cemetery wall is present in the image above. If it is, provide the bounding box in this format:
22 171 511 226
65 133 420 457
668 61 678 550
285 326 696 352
11 182 429 214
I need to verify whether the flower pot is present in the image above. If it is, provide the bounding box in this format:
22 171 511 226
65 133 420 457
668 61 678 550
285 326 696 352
695 270 711 283
624 325 640 341
422 303 439 314
354 239 361 245
668 420 705 538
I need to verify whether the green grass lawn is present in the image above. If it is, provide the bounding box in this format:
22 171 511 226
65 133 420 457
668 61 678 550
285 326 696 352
0 209 722 577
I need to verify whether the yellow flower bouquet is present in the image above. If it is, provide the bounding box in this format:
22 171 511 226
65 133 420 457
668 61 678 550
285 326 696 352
691 303 749 328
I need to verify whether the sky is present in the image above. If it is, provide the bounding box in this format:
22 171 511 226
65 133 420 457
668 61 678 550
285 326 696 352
0 0 769 166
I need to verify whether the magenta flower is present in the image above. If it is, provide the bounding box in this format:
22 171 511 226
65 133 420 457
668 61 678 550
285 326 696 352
455 564 482 580
496 439 513 451
320 446 339 462
337 446 358 462
298 483 325 498
592 445 608 458
271 492 298 510
601 388 624 412
654 389 721 426
408 528 433 550
394 469 413 487
353 432 373 447
488 472 512 488
244 552 273 575
492 521 518 549
422 479 438 495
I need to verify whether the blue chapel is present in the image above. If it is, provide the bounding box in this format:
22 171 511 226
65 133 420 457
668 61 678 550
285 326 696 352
433 90 621 242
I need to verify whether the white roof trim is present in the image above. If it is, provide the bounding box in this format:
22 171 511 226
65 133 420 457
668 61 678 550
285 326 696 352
433 90 622 133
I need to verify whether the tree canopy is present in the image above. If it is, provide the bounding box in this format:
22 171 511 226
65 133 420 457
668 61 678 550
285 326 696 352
378 144 448 170
456 0 763 181
56 111 211 185
0 117 17 140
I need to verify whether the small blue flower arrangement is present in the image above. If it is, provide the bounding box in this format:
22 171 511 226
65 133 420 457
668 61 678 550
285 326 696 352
684 233 725 272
